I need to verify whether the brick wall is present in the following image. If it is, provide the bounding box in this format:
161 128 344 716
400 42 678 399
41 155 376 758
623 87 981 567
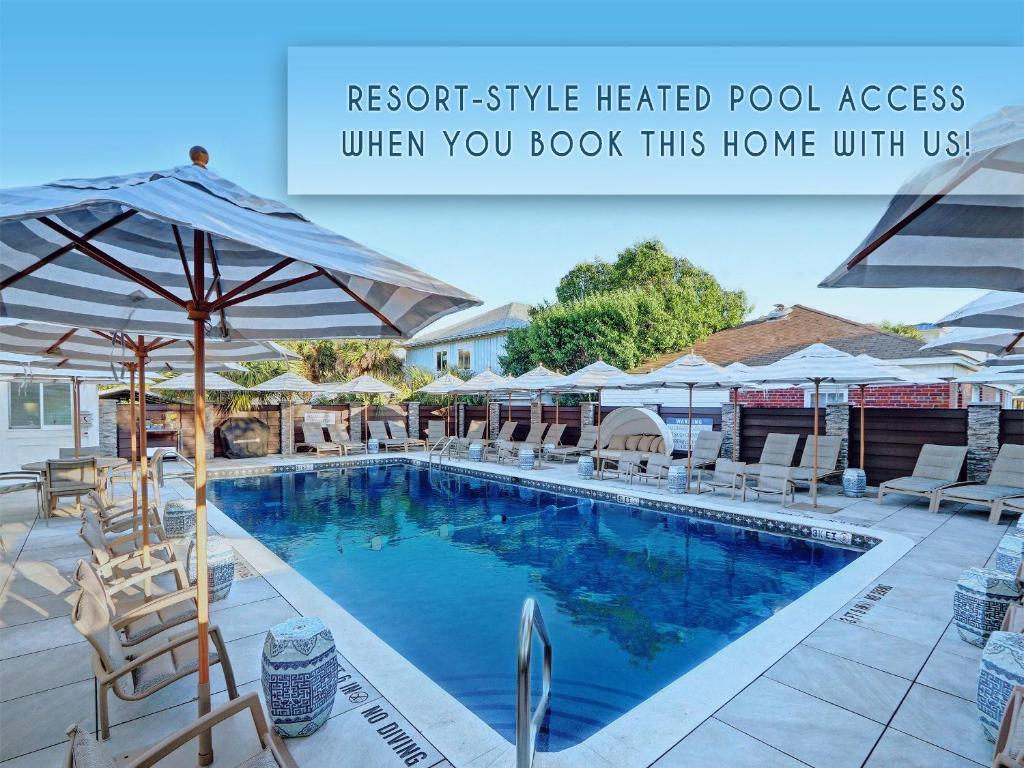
739 383 959 409
737 389 805 407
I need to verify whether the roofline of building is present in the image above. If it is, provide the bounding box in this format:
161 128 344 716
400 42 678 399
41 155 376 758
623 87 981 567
403 328 518 350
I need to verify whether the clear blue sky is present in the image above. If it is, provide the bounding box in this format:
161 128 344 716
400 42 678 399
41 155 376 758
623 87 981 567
2 1 1020 330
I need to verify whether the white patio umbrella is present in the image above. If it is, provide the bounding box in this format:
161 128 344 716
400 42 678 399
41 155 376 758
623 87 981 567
957 367 1024 386
745 344 901 508
151 370 243 391
510 365 565 428
922 327 1024 355
0 149 479 762
416 372 466 435
251 370 321 396
819 106 1024 291
556 361 626 477
610 354 743 489
937 291 1024 330
452 368 515 440
330 374 401 442
986 353 1024 368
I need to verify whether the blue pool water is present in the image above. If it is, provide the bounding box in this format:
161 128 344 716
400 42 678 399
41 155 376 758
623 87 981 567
210 465 860 751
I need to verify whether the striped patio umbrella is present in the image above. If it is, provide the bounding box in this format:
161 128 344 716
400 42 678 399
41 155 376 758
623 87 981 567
819 106 1024 292
416 372 466 435
0 148 479 762
937 291 1024 330
745 344 900 508
510 365 566 428
556 361 625 477
923 326 1024 355
151 371 243 391
328 374 401 441
250 370 321 394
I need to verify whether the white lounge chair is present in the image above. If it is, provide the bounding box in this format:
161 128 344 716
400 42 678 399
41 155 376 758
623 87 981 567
877 444 968 506
325 422 367 454
631 454 672 487
789 434 844 486
368 420 409 451
743 464 795 506
930 444 1024 522
697 459 747 499
425 419 447 449
297 424 343 457
495 423 548 464
742 433 800 479
546 425 598 463
388 421 427 451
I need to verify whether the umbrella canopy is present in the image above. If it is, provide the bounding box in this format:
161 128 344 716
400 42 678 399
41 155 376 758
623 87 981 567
0 321 292 371
415 372 466 395
556 360 625 392
853 354 943 385
0 161 480 339
819 106 1024 291
151 371 242 391
251 370 321 393
922 326 1023 355
937 291 1024 330
957 367 1024 385
452 368 515 394
510 365 566 391
986 353 1024 368
332 373 401 396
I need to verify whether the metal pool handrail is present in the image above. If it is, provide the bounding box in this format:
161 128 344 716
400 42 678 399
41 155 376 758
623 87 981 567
428 436 457 466
517 597 552 768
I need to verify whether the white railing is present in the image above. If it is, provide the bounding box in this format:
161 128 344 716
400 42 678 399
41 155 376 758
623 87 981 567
516 598 552 768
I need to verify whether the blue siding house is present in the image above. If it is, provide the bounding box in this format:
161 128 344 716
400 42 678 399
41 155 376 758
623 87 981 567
403 302 531 375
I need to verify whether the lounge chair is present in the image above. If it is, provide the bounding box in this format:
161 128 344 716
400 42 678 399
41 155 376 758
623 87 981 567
70 570 238 738
631 454 672 487
80 509 175 575
388 421 427 451
546 425 598 463
478 421 518 460
686 430 725 473
697 459 747 499
542 423 567 450
599 450 644 481
930 444 1024 522
325 422 367 455
789 435 844 486
877 443 968 506
743 464 795 506
992 685 1024 768
368 420 410 452
297 423 343 457
64 692 296 768
425 419 447 449
494 423 548 464
451 419 487 457
743 433 800 479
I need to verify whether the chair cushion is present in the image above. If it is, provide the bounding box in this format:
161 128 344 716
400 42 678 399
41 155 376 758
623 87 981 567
625 436 643 450
132 634 218 694
636 436 655 452
608 435 627 450
67 725 119 768
883 477 950 494
124 603 198 644
948 484 1024 503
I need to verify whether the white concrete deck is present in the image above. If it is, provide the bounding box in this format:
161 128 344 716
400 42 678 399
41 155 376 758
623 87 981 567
0 451 1010 768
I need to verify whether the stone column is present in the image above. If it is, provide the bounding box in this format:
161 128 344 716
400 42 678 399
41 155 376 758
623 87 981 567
720 402 741 460
98 399 119 456
967 402 1001 482
488 401 500 438
349 404 363 443
581 401 596 429
457 403 466 437
407 401 420 440
825 403 850 473
279 401 294 455
530 399 542 424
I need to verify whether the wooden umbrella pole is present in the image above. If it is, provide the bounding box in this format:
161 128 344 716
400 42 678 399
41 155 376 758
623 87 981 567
192 232 213 765
812 379 820 508
595 389 602 479
136 341 150 564
686 384 693 492
128 365 139 530
73 377 81 457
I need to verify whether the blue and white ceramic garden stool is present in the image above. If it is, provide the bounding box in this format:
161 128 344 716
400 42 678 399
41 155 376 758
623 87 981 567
519 446 536 470
954 567 1021 647
162 499 196 538
468 442 483 462
841 467 867 498
577 455 594 480
366 438 380 455
262 617 339 738
996 535 1024 577
667 465 688 493
186 534 236 602
978 631 1024 741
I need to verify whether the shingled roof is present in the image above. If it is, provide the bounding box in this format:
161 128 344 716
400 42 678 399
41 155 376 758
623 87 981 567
631 305 951 372
404 302 532 348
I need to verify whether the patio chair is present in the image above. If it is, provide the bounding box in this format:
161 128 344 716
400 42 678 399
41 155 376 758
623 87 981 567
877 444 968 506
494 422 548 464
697 459 748 499
367 420 409 452
930 444 1024 522
477 421 518 460
789 435 844 486
425 419 447 449
69 577 238 739
599 450 643 481
686 430 725 473
743 464 795 506
0 471 44 523
388 421 427 451
86 491 163 538
80 509 175 575
44 457 100 517
743 433 800 479
109 449 166 509
64 692 296 768
631 454 672 487
542 423 567 450
992 684 1024 768
546 425 598 463
75 558 197 647
325 422 367 455
297 423 343 457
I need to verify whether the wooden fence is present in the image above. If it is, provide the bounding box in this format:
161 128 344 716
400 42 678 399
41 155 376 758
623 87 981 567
542 405 581 447
463 405 488 436
418 403 456 439
498 405 533 441
116 402 281 459
1002 410 1024 446
739 408 822 466
849 407 968 486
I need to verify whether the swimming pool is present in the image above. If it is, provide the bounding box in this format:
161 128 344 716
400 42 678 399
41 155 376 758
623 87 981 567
209 463 862 752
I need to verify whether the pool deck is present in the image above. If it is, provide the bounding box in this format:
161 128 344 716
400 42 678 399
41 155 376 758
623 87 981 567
0 451 1009 768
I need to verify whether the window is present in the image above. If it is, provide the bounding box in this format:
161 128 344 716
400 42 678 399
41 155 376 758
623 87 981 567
804 387 848 408
458 349 471 370
8 382 73 429
435 350 448 371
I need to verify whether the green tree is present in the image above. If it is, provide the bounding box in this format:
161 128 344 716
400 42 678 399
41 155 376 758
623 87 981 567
502 239 747 375
877 320 924 342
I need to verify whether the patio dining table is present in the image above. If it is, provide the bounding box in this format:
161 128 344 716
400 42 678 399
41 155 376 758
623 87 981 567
21 456 127 506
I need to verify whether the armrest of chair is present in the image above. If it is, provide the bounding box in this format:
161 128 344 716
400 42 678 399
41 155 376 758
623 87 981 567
102 624 223 685
130 691 296 768
105 541 175 571
107 559 189 593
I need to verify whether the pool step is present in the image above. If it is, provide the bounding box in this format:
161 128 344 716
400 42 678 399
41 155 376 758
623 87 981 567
433 674 642 751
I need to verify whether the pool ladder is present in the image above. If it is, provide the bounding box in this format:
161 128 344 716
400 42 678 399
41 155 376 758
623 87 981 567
428 436 458 466
517 598 552 768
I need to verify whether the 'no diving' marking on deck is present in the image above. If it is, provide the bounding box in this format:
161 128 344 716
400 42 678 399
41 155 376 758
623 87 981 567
838 583 893 624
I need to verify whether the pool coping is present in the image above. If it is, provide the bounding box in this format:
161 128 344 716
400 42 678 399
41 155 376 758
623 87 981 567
191 455 914 768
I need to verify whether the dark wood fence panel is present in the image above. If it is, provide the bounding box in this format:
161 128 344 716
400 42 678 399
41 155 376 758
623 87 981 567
463 405 488 436
849 407 968 486
117 403 281 458
419 404 456 439
1002 411 1024 446
295 405 353 443
498 405 532 441
543 405 581 447
740 408 822 466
